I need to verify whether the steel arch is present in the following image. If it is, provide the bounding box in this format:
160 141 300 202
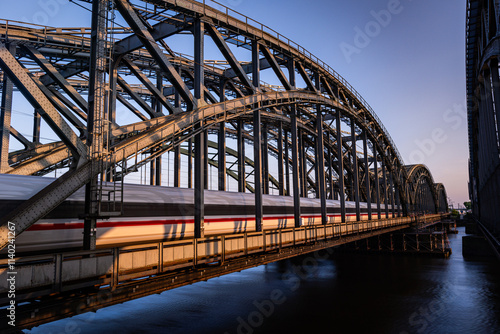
0 0 447 248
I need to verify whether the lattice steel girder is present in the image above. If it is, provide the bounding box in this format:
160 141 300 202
0 42 87 161
115 0 195 109
31 75 87 136
122 56 178 114
117 75 159 118
0 89 405 249
8 147 70 176
296 62 318 93
224 57 271 79
50 88 88 122
147 0 404 167
0 43 14 173
260 45 293 91
24 46 89 113
114 13 190 55
205 23 255 94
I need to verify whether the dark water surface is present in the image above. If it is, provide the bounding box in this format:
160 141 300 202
25 227 500 334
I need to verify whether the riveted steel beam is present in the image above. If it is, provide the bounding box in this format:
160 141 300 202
0 161 93 250
297 62 318 93
336 111 346 224
31 76 86 136
115 0 195 109
122 56 178 114
205 23 255 94
117 75 159 118
24 46 89 114
0 41 86 161
291 104 301 226
0 43 15 173
254 109 263 231
260 45 293 91
363 131 372 219
351 121 360 221
316 108 327 224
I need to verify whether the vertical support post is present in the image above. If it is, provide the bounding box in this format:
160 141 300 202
155 72 163 186
33 109 41 144
193 18 204 238
237 119 246 192
188 138 193 188
351 121 360 221
316 108 327 224
336 111 346 224
0 43 15 173
84 0 107 250
204 130 208 189
174 145 181 187
278 122 285 196
291 104 301 227
254 109 263 232
396 184 401 217
288 59 296 89
155 155 162 186
374 153 381 219
150 155 156 185
218 122 226 191
284 129 290 195
389 173 395 218
363 132 372 219
194 19 204 104
252 40 260 90
262 123 269 194
298 126 305 197
218 81 226 191
328 146 334 200
382 158 389 218
194 130 205 238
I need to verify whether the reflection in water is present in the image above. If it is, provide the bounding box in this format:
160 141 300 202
25 227 500 334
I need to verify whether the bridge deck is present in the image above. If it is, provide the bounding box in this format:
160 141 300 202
0 214 446 332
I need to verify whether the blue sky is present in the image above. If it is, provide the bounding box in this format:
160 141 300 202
2 0 468 207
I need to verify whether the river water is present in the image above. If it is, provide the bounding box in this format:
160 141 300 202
25 227 500 334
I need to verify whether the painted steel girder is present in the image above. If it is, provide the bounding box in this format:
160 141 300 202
114 13 190 55
0 160 94 250
0 42 87 161
115 0 195 110
122 56 179 114
24 46 89 114
205 23 255 94
148 0 403 167
117 75 160 118
260 45 293 91
0 90 412 248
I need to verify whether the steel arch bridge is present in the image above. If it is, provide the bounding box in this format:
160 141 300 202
0 0 448 249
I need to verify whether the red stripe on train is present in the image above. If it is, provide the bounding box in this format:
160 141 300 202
26 214 371 231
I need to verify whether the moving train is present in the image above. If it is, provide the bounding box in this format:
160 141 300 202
0 174 394 253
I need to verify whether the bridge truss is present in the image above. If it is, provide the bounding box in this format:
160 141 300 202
466 0 500 239
0 0 448 250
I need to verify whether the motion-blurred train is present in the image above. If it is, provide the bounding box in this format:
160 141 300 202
0 174 393 253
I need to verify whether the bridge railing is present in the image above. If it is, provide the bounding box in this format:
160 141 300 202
0 216 418 305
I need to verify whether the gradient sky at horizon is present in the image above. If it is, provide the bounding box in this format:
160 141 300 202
2 0 468 207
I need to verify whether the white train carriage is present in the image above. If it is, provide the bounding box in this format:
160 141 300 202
0 174 393 252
